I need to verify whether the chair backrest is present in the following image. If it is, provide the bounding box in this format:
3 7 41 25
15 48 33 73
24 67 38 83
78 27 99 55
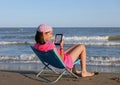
31 46 66 69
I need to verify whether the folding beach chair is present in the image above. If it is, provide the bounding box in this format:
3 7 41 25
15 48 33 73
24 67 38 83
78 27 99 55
31 46 80 84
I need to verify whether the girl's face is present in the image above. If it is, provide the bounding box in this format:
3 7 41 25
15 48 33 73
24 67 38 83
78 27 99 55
43 31 53 42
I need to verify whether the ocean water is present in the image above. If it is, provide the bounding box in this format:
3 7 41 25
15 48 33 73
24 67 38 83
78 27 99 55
0 27 120 73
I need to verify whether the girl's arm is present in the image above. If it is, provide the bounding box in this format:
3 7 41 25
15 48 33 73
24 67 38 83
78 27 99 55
59 40 64 61
54 48 64 61
60 46 64 61
53 40 64 61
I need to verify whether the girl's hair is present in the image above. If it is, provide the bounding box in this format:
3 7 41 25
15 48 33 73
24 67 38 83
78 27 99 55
35 31 45 45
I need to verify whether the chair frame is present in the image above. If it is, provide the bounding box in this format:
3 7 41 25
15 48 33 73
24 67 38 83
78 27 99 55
31 46 80 84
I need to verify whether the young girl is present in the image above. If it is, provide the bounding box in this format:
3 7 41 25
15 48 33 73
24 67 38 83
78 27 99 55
34 24 94 77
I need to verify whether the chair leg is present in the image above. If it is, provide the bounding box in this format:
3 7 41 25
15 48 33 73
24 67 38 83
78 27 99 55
46 66 59 74
36 66 66 84
50 70 66 84
36 64 59 78
36 66 45 78
66 69 79 78
51 69 79 84
36 64 79 84
43 63 59 74
36 64 50 78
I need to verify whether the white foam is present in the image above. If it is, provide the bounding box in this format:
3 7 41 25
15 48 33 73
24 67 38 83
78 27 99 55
0 55 120 66
0 36 120 46
0 41 34 45
87 56 120 66
65 36 108 41
0 54 37 61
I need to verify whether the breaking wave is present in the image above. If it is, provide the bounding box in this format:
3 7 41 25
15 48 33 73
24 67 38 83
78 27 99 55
0 54 120 66
88 56 120 66
0 41 34 45
0 36 120 46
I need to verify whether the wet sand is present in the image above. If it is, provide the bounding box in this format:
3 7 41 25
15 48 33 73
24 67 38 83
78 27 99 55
0 70 120 85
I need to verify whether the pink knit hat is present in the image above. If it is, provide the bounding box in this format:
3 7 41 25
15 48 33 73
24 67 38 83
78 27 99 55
37 24 52 32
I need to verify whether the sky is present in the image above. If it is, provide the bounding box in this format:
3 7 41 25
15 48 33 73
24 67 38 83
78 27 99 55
0 0 120 27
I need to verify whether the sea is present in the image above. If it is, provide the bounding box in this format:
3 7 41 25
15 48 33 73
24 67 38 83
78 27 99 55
0 27 120 73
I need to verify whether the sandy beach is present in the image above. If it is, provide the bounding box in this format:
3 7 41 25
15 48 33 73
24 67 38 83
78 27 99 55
0 70 120 85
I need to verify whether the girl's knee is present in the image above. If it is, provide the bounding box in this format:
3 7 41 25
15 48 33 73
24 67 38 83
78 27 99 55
78 44 86 50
